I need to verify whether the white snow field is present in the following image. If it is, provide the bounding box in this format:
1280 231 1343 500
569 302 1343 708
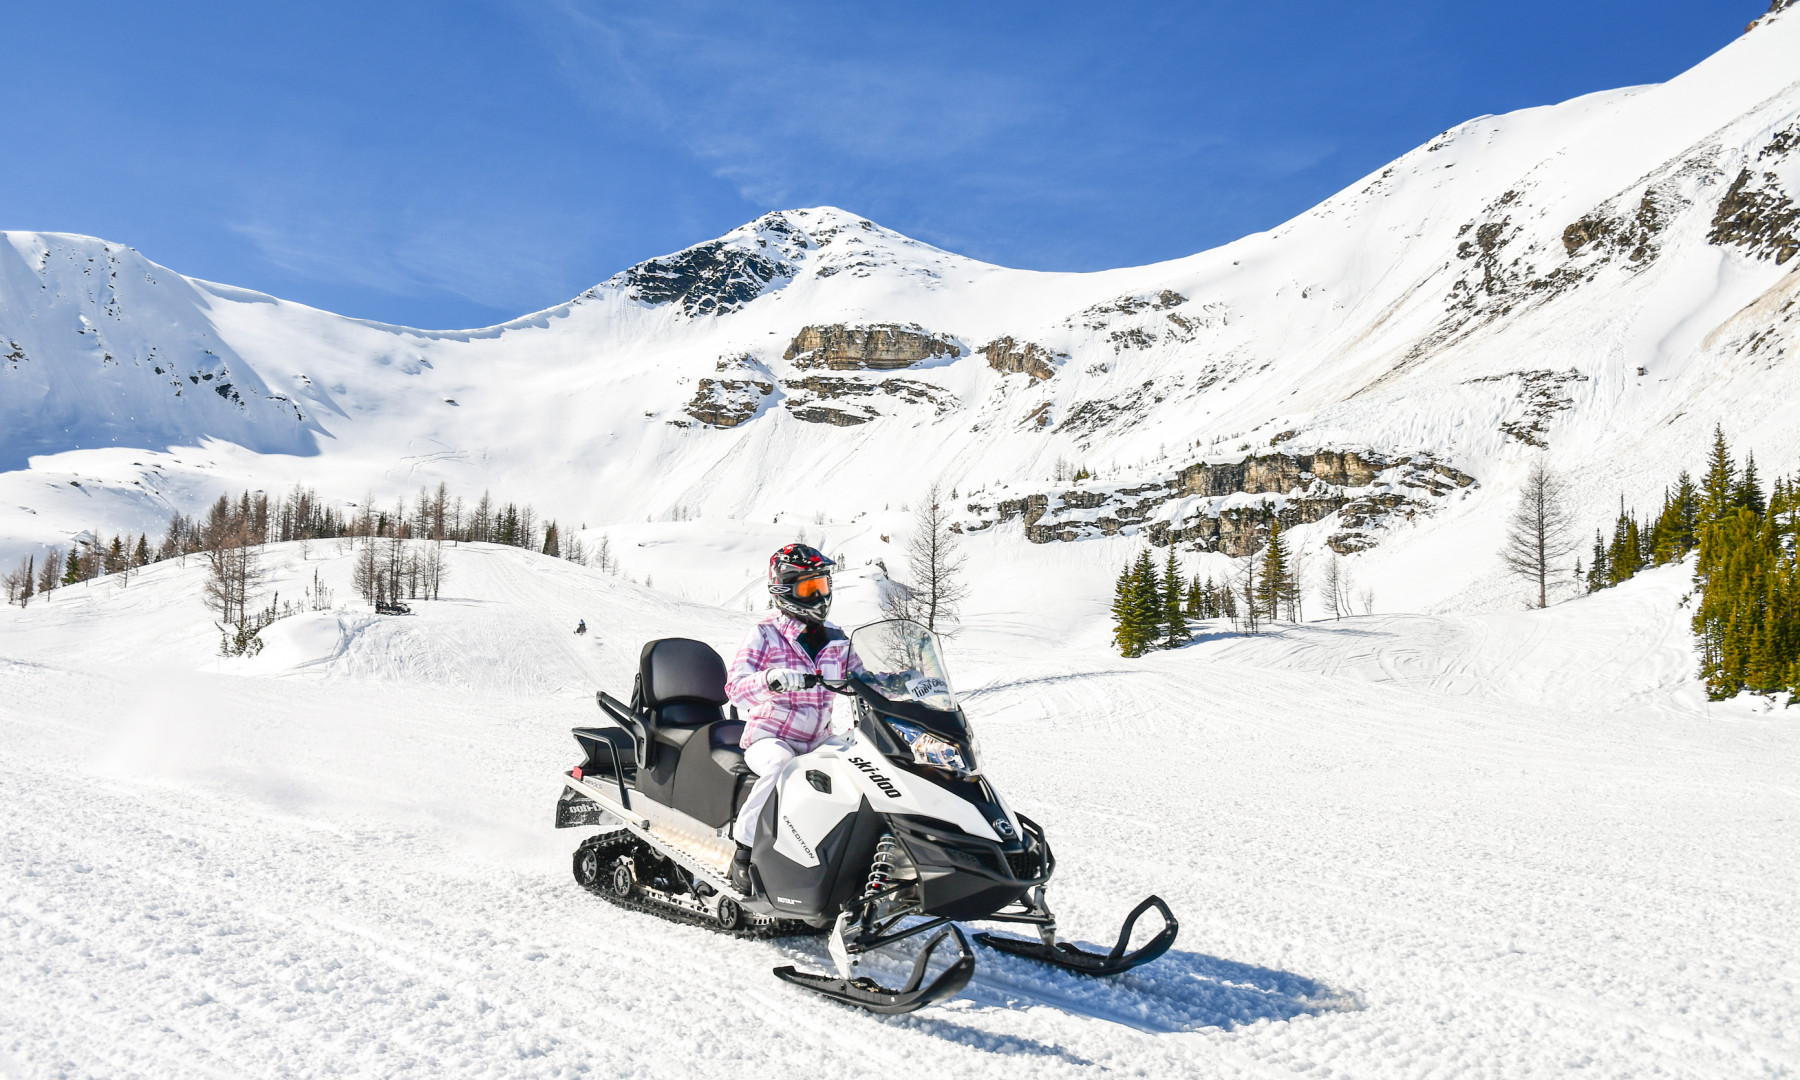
5 7 1800 1077
3 544 1796 1079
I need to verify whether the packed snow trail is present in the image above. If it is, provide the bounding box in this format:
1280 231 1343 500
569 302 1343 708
3 545 1797 1078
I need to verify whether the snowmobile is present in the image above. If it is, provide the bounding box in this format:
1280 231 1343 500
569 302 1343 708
553 618 1177 1013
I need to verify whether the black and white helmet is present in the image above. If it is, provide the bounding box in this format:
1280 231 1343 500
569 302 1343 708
768 544 835 623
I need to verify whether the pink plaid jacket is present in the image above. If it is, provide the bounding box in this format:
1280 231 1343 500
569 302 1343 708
725 613 861 751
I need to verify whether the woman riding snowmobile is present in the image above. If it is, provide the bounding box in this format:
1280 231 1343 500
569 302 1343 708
724 543 855 890
553 547 1178 1013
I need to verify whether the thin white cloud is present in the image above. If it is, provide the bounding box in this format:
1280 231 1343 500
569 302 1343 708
510 0 1051 207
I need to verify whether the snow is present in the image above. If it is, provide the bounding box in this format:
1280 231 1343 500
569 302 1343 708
4 11 1800 1076
3 544 1796 1077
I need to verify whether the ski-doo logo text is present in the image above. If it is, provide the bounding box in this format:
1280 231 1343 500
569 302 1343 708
847 756 905 799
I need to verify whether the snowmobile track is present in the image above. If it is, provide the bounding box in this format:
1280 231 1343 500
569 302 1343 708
572 831 826 941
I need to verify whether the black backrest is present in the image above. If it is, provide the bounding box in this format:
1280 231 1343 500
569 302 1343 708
639 638 729 717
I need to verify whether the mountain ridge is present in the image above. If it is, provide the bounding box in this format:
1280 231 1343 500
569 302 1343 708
3 9 1798 615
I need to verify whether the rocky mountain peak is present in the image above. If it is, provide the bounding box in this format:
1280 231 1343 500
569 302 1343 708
602 207 970 317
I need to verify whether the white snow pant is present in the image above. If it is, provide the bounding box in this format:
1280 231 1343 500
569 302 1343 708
732 738 800 848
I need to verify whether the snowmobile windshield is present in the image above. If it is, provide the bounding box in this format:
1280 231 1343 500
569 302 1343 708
849 620 958 712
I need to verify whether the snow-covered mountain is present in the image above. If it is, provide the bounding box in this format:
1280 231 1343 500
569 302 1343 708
4 9 1798 612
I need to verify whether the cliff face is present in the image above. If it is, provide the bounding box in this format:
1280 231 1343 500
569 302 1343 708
964 450 1476 556
979 337 1061 381
783 324 959 370
683 378 773 427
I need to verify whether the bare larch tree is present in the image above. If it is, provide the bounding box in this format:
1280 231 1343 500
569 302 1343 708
882 481 968 634
1501 457 1578 608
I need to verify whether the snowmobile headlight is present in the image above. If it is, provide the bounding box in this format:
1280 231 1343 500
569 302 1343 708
885 719 972 773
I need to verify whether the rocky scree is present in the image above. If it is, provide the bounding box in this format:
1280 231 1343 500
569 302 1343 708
1465 368 1590 448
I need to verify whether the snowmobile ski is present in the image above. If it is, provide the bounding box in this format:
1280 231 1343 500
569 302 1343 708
773 925 976 1014
974 895 1178 977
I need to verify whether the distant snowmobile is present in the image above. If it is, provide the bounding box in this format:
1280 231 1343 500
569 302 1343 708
554 618 1177 1013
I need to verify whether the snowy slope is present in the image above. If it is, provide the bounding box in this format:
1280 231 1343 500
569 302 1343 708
2 545 1795 1077
4 11 1800 615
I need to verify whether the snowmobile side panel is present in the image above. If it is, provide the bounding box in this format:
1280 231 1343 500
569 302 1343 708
670 719 751 828
562 772 648 830
555 784 617 830
770 755 861 868
974 895 1178 977
752 792 885 921
772 925 975 1014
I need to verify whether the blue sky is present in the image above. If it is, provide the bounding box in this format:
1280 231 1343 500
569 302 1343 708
0 1 1769 329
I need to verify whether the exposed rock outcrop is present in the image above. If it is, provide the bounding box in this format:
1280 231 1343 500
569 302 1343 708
787 402 876 426
784 324 959 370
684 378 773 428
1562 187 1671 264
962 450 1475 556
623 242 793 317
1709 161 1799 265
1748 0 1796 31
781 374 958 425
1465 368 1589 448
979 336 1062 381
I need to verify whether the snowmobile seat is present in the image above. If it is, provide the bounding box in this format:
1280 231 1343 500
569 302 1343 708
709 721 751 775
638 638 729 737
632 638 751 824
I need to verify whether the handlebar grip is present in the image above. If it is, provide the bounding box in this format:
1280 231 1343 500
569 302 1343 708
803 673 822 688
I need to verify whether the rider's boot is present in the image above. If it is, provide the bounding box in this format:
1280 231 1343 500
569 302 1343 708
729 843 753 894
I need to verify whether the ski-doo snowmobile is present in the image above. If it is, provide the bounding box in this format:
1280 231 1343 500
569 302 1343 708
554 618 1177 1013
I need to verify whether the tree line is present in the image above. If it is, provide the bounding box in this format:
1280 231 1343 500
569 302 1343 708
6 482 624 656
1107 516 1377 657
1580 427 1797 700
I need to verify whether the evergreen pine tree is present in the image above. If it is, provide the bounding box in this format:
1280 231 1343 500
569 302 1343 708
1693 507 1770 698
1605 501 1643 586
1735 452 1767 515
1109 563 1135 656
1161 547 1188 649
1650 472 1699 564
134 533 150 567
1185 573 1203 618
1130 550 1161 653
1700 426 1736 523
542 521 561 558
1586 530 1609 592
1256 520 1289 621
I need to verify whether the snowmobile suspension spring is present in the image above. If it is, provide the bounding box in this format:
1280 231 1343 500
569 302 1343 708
866 833 901 894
